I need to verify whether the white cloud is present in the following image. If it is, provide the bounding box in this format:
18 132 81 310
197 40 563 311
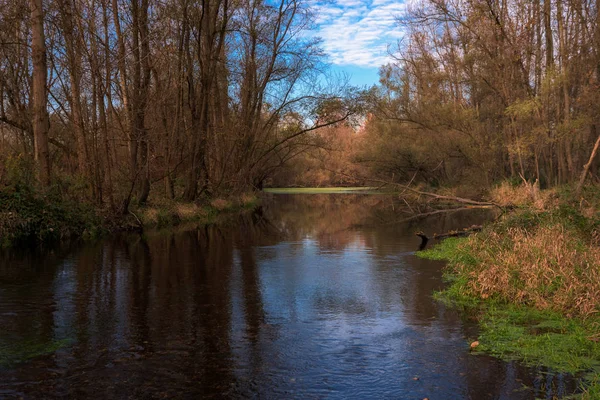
310 0 406 67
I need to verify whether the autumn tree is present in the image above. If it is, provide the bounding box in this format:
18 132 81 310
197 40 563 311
0 0 359 205
359 0 600 191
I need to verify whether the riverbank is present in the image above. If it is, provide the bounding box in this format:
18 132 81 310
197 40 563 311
418 183 600 398
134 193 259 229
0 185 259 247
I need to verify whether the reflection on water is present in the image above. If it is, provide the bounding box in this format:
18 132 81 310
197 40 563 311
0 194 578 399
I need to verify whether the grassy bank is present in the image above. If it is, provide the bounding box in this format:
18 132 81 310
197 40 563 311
418 184 600 397
0 184 259 247
133 193 259 229
0 185 104 247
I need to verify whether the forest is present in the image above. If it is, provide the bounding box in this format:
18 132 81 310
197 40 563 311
0 0 359 213
3 1 600 397
1 0 600 217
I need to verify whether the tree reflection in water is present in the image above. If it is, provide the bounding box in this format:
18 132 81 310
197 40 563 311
0 194 579 399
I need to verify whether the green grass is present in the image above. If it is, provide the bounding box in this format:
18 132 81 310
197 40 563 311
578 376 600 399
263 187 383 194
475 305 600 374
418 237 470 261
420 237 482 308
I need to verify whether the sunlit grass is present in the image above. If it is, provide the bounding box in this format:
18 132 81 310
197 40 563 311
136 194 260 229
263 187 383 194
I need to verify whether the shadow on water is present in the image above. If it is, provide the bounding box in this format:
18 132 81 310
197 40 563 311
0 194 582 398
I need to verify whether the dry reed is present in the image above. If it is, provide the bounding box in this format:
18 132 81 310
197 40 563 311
490 181 558 210
458 224 600 317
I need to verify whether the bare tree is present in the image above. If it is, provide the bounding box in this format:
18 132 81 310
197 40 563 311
29 0 50 186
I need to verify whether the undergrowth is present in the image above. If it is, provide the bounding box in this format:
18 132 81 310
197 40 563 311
135 193 259 229
0 185 103 247
426 206 600 317
0 156 261 245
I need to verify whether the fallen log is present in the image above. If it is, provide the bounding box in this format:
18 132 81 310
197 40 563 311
415 225 482 250
433 225 482 239
366 178 503 209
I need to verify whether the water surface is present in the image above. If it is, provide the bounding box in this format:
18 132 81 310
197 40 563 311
0 194 577 398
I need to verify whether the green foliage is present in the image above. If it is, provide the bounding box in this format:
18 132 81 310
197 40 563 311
505 98 541 120
578 375 600 400
0 155 106 247
52 171 92 202
432 277 481 310
156 209 180 228
0 185 103 247
418 236 478 266
494 208 547 231
3 154 35 189
487 203 599 239
418 236 461 259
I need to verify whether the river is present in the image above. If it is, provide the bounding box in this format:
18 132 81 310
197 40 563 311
0 193 578 399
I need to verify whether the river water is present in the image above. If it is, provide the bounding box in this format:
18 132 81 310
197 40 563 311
0 194 578 399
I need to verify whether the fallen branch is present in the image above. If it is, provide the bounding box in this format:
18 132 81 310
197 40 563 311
432 224 482 239
395 206 490 224
576 128 600 197
353 205 495 229
367 178 502 209
319 169 501 209
415 225 483 250
129 210 144 232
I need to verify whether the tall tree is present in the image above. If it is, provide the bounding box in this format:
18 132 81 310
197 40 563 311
29 0 50 186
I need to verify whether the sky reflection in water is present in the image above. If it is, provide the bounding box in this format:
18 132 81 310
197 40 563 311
0 194 577 399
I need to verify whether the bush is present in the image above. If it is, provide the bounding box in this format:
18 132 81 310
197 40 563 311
0 186 102 247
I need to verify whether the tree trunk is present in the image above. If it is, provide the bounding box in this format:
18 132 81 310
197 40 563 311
29 0 50 186
112 0 130 125
544 0 553 70
136 0 152 205
575 126 600 197
59 0 90 180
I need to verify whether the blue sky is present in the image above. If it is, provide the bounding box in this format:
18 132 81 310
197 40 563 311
310 0 407 87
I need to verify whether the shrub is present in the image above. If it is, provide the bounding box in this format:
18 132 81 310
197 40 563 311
0 186 102 247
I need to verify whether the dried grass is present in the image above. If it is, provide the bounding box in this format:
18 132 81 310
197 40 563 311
175 203 204 219
239 193 256 206
460 225 600 317
490 181 558 210
139 202 210 226
490 182 532 207
210 198 231 211
142 208 159 225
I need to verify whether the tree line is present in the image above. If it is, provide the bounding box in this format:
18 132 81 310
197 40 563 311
3 0 599 208
358 0 600 195
0 0 357 212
